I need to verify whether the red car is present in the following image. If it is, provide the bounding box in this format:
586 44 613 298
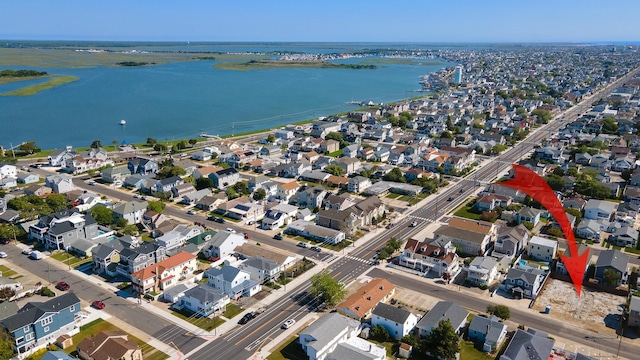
55 281 70 291
92 300 106 309
244 233 251 239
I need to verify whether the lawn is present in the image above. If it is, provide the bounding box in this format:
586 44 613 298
460 340 494 360
0 264 17 278
171 308 226 331
266 336 307 360
222 303 243 319
50 251 92 268
453 202 483 220
386 193 402 199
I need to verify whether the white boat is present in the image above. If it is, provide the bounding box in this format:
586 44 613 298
120 119 126 125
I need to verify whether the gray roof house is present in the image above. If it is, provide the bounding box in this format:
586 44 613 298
371 302 418 340
239 256 280 284
178 284 230 317
468 315 508 352
299 312 369 360
416 301 469 337
494 224 529 257
112 200 148 225
499 328 554 360
181 188 211 205
204 265 261 300
504 266 546 299
594 249 629 287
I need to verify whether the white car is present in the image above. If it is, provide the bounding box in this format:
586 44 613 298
22 248 32 255
226 228 236 233
281 319 296 329
0 252 7 258
187 209 196 215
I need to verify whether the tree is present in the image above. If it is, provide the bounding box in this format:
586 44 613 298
601 117 619 134
175 140 188 150
112 139 119 150
153 143 167 153
147 200 166 214
116 218 128 228
233 181 250 195
621 169 633 183
253 188 266 201
91 206 114 226
383 167 406 183
267 134 276 143
424 319 460 360
0 329 16 360
156 166 186 179
155 191 172 201
531 109 552 124
545 174 566 191
226 187 238 200
121 224 139 236
324 164 345 176
188 139 198 146
487 304 510 320
564 207 582 224
0 287 16 301
547 228 564 238
90 140 102 149
369 325 390 342
603 268 621 287
146 137 157 145
45 194 69 212
19 141 40 155
0 224 24 242
310 270 347 306
195 177 214 190
440 131 452 139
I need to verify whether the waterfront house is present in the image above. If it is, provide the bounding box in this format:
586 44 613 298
112 200 148 225
45 174 75 194
0 293 81 356
48 146 76 167
594 249 629 287
336 278 395 321
77 330 142 360
468 315 507 352
178 284 230 317
128 158 158 175
527 236 558 262
416 301 469 337
371 302 418 340
204 265 261 299
63 147 113 174
130 251 197 295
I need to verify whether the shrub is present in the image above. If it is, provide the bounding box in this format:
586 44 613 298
40 287 55 297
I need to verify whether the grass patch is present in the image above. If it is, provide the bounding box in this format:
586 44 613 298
171 308 226 331
1 75 79 96
460 340 494 360
453 202 483 220
0 265 17 278
625 247 640 255
222 303 243 319
368 339 397 357
51 251 92 268
386 193 402 199
214 59 377 71
0 74 49 85
327 149 343 157
266 336 307 360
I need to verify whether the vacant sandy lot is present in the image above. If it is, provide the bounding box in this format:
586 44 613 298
533 279 626 334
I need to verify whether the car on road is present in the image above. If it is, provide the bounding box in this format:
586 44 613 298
0 239 9 245
56 281 70 291
273 234 283 240
0 252 7 258
297 242 308 248
226 228 236 233
238 312 256 325
22 248 32 255
133 194 140 198
215 217 226 223
92 300 106 309
187 209 196 215
410 221 418 227
385 223 395 229
310 246 321 252
281 319 296 329
447 196 455 201
140 196 147 200
88 181 96 185
29 251 43 260
244 233 251 239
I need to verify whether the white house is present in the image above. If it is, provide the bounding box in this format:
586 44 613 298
179 284 230 317
156 225 204 252
0 163 17 179
112 200 148 225
204 265 261 299
200 231 246 261
467 256 499 286
584 199 618 221
45 174 75 193
527 236 558 262
371 303 418 340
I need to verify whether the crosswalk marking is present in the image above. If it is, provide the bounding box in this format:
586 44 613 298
344 255 374 265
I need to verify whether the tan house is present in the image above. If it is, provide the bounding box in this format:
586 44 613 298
131 251 197 294
434 217 496 256
336 278 395 320
276 180 300 201
77 330 142 360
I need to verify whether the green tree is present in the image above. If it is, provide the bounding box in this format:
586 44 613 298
603 268 621 287
0 224 25 242
310 270 347 306
267 134 276 143
531 109 552 124
195 177 214 190
566 167 579 177
175 140 188 150
369 325 390 342
226 187 238 200
116 218 128 228
146 137 157 145
0 329 16 360
147 200 166 214
90 139 102 149
564 207 582 225
547 228 564 238
233 181 250 195
155 191 172 201
383 167 406 183
601 117 619 134
90 206 114 226
324 164 345 176
156 166 186 179
424 319 460 360
188 139 198 146
153 143 167 153
545 174 566 191
121 224 139 236
487 304 510 320
44 194 68 212
19 141 40 155
325 132 348 148
552 167 565 176
253 188 266 201
440 131 452 139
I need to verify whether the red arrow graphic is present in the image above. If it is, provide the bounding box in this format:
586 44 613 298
496 164 589 297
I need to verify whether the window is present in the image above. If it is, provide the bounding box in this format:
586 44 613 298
42 316 53 326
23 326 29 333
25 333 34 341
16 337 24 345
44 326 49 333
69 305 75 312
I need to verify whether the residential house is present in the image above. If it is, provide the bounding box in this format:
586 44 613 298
563 197 587 211
151 176 184 195
209 168 240 189
285 220 346 245
499 328 554 360
181 188 211 205
171 183 195 199
45 174 75 193
610 225 639 247
155 225 203 252
101 165 130 184
130 251 197 295
467 256 499 286
276 180 301 202
335 158 362 175
262 203 297 230
575 219 606 241
468 315 508 352
227 201 265 225
629 296 640 328
336 278 395 321
233 243 297 271
0 177 17 190
516 207 541 226
316 196 385 234
16 172 39 184
178 284 230 317
115 242 166 279
299 313 385 360
504 266 546 299
200 231 246 261
555 244 591 278
196 193 227 211
594 249 629 287
527 236 558 262
62 147 113 174
127 158 158 175
91 243 122 275
416 301 469 337
584 199 618 221
239 256 280 284
48 146 76 167
112 200 148 225
433 217 495 256
371 303 418 340
77 330 142 360
204 265 261 299
398 239 459 276
347 176 372 193
296 186 328 209
29 210 99 250
494 224 529 257
475 194 511 212
0 293 81 355
24 184 53 197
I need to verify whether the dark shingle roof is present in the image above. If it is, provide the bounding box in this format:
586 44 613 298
372 302 412 324
595 249 629 273
500 328 554 360
416 301 468 331
1 293 80 332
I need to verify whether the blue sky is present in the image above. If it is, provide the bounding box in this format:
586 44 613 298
1 0 638 43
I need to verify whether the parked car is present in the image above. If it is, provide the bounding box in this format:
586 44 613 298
29 251 43 260
244 233 251 239
281 319 296 329
0 252 7 258
187 209 196 215
297 242 308 248
133 194 140 198
273 234 283 240
88 181 96 185
0 239 10 245
226 228 236 233
215 217 226 223
310 246 321 252
56 281 70 291
238 312 256 325
92 300 106 309
22 248 32 255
